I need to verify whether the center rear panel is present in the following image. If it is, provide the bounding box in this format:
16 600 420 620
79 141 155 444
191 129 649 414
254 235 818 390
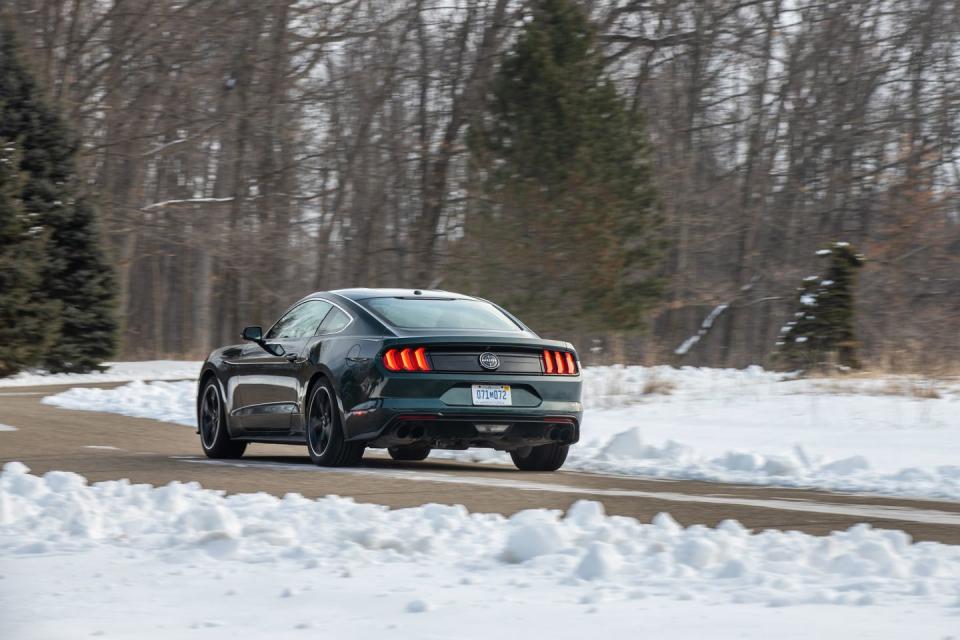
427 348 543 374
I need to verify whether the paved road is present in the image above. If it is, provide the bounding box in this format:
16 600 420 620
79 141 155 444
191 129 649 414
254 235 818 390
2 382 960 543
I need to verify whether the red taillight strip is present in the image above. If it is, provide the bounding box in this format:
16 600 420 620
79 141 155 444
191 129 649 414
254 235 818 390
383 349 401 371
542 349 578 375
387 347 576 375
382 347 432 372
414 347 431 371
543 349 554 374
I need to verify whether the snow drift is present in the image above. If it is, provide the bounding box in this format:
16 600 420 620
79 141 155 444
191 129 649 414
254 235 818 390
4 464 960 638
0 360 201 387
2 461 959 607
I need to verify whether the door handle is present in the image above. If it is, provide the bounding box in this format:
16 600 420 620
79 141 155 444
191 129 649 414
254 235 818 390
285 354 303 363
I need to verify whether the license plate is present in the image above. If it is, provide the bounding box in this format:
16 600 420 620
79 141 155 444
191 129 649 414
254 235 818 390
471 384 512 406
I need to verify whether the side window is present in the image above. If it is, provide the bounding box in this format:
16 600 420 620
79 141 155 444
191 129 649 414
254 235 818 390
266 301 333 339
317 307 352 335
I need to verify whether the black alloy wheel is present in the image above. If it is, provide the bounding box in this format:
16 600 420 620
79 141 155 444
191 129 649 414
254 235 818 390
306 380 364 467
199 380 246 459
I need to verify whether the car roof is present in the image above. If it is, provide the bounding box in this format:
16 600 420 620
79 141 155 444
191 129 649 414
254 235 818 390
323 288 477 301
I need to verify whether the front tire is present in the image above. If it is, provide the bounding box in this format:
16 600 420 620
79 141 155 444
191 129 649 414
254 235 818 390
198 380 246 459
305 380 364 467
387 444 431 461
510 443 568 471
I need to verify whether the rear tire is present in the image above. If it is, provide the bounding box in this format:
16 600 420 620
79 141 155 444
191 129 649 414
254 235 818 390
305 380 364 467
510 443 568 471
387 444 431 461
198 379 246 459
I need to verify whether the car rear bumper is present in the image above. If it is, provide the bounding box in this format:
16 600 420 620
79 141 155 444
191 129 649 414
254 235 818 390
358 409 580 451
342 373 582 451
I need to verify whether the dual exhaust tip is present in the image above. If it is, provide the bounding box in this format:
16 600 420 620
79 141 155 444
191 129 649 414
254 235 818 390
394 423 426 440
547 425 575 443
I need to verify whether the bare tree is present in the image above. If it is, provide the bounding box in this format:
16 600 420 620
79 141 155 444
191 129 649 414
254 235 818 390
7 0 958 369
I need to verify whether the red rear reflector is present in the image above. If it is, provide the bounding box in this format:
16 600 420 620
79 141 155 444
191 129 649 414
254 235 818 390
414 347 431 371
383 349 401 371
543 349 554 374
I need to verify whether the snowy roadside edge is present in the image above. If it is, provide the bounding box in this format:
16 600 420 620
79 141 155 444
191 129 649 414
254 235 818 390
3 461 960 613
0 360 203 388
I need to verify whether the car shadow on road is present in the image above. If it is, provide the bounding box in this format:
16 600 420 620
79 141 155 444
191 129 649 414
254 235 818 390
238 453 516 474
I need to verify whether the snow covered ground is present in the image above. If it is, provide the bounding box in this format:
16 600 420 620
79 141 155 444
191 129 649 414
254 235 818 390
40 364 960 499
2 462 959 639
0 360 201 387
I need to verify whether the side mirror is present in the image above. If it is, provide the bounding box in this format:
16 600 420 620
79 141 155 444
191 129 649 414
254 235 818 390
241 326 263 342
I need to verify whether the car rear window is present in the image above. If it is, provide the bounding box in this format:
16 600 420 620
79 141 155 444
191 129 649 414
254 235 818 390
361 297 521 332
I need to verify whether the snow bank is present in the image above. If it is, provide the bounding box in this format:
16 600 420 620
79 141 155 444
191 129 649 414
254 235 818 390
42 379 197 426
0 360 201 387
0 462 960 615
564 365 960 498
38 365 960 499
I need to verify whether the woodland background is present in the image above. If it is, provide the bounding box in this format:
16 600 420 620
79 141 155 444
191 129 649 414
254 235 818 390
5 0 959 369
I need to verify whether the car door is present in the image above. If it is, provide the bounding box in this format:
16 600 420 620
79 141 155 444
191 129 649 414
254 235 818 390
232 299 333 433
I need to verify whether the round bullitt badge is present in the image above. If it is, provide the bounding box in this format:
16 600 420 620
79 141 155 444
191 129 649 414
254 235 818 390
478 352 500 370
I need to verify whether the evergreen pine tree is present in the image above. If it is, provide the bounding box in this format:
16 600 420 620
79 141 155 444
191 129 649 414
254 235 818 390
0 139 56 376
40 197 117 372
0 27 117 373
465 0 663 334
777 243 865 371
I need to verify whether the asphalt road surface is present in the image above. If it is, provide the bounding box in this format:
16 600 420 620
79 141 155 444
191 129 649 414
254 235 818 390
2 382 960 543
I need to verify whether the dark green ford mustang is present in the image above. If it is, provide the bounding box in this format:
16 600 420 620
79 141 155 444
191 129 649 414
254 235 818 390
196 289 582 471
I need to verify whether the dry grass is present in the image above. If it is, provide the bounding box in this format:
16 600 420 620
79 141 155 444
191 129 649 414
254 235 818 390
879 380 942 399
805 373 946 399
908 384 942 399
643 374 676 396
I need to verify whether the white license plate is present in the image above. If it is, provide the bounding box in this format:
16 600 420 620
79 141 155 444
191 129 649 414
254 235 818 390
471 384 512 406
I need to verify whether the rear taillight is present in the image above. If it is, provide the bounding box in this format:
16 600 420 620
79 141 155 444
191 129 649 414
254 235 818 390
382 347 432 372
542 349 578 375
